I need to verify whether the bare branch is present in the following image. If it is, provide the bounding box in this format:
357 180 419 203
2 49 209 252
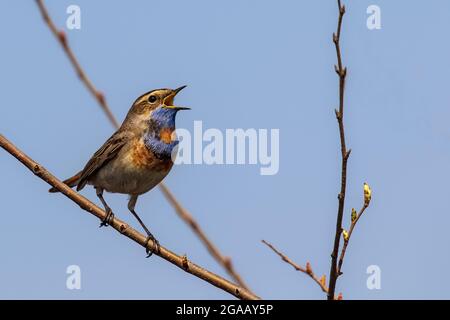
35 0 249 291
160 184 250 290
328 0 348 300
0 133 259 300
35 0 119 128
262 240 329 295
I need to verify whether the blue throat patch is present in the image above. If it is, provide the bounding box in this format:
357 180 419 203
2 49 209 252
144 106 179 160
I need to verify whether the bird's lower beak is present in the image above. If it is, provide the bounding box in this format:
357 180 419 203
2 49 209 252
163 105 191 111
163 85 190 110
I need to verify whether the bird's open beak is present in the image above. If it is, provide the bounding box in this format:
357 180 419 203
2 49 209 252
162 85 190 110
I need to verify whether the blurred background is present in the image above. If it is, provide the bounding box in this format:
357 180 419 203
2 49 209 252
1 0 450 299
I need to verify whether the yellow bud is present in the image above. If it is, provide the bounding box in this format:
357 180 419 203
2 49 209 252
342 229 349 241
364 182 372 205
351 208 357 223
320 275 326 287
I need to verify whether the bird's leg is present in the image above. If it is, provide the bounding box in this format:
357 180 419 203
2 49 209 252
96 187 114 227
128 195 159 257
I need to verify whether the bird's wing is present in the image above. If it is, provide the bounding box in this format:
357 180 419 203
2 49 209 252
76 132 127 191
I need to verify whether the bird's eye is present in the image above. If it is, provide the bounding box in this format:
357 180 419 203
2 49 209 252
148 95 158 103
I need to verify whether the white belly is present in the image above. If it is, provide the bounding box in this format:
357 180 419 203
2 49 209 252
89 158 172 195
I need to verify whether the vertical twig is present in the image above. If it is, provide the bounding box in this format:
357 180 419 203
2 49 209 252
328 0 349 300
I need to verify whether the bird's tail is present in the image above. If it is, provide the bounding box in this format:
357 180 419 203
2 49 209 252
49 172 82 193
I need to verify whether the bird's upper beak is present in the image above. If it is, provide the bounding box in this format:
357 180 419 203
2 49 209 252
173 85 187 95
163 85 190 110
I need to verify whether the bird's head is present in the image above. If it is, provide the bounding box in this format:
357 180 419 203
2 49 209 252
123 86 189 131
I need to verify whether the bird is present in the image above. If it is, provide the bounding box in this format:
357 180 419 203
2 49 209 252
49 86 189 256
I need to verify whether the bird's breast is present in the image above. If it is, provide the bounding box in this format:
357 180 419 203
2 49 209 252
159 127 174 144
94 138 173 194
129 138 173 172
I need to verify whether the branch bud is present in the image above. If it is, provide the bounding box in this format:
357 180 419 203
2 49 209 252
306 262 312 275
351 208 357 223
342 229 349 242
57 30 67 45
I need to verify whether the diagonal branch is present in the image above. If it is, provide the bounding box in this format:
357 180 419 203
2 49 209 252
328 0 349 300
35 0 119 128
160 184 250 290
35 0 250 291
337 202 369 275
0 133 259 300
262 240 329 295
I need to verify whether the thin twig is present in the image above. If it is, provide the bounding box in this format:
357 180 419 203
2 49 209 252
337 204 368 275
328 0 349 300
262 240 329 295
35 0 119 128
35 0 250 291
159 184 250 290
0 134 259 300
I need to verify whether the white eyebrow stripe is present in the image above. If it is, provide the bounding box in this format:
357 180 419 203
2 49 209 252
135 90 167 105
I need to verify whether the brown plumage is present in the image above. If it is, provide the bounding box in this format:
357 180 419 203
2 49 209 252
49 86 189 256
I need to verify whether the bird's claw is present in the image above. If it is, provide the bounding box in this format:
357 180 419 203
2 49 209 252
145 235 160 258
99 209 114 228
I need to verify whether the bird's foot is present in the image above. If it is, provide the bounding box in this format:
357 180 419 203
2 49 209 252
99 208 114 228
145 234 160 258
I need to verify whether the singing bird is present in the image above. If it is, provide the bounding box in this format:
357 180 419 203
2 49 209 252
50 86 189 256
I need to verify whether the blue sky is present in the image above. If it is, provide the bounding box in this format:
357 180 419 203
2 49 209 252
1 0 450 299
